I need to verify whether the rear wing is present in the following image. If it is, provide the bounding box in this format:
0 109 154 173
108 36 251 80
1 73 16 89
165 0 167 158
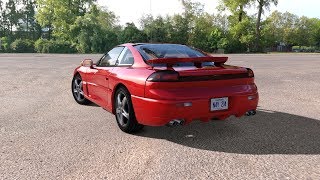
147 56 228 68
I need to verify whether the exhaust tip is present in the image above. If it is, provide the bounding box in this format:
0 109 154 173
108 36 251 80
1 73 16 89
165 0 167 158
166 119 185 127
246 110 257 116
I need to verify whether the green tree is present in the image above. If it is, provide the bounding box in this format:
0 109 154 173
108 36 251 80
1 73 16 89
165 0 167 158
96 6 118 30
0 0 4 36
36 0 96 40
309 18 320 48
17 0 41 40
295 16 317 47
36 0 55 39
141 16 170 43
181 0 204 20
262 11 299 47
5 0 19 35
220 0 251 23
119 23 147 43
234 17 256 51
213 14 229 34
70 5 118 53
169 14 189 44
189 13 215 51
254 0 278 51
10 38 34 53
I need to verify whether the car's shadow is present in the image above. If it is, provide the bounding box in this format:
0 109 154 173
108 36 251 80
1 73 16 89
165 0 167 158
135 109 320 155
86 102 99 107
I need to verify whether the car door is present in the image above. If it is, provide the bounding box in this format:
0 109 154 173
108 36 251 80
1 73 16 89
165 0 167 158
86 46 125 108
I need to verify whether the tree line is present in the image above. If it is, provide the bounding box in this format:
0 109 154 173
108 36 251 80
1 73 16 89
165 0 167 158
0 0 319 53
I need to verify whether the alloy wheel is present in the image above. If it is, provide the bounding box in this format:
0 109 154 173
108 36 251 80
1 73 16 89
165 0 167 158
73 77 85 101
116 91 130 127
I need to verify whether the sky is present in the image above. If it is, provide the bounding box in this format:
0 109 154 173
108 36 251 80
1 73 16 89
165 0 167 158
97 0 320 26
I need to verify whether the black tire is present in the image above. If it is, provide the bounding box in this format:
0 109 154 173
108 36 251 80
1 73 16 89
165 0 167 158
114 87 144 133
71 74 91 105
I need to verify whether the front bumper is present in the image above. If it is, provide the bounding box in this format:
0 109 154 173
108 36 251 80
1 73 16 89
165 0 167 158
131 92 259 126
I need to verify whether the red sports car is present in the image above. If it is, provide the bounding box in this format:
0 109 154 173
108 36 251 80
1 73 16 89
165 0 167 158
72 43 258 133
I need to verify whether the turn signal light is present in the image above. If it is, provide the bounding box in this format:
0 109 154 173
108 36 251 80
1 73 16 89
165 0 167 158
147 70 179 82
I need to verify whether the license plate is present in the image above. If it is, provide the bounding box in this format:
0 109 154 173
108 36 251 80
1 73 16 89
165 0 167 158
211 97 228 111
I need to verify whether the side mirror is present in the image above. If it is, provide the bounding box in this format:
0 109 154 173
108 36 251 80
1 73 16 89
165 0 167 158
81 59 94 68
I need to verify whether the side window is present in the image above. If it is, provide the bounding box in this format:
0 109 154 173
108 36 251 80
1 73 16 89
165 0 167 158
117 47 134 66
98 47 124 67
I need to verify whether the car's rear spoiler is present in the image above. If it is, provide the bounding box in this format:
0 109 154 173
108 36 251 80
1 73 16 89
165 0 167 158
147 56 228 68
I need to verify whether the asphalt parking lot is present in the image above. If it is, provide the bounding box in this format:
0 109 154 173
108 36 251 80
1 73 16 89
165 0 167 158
0 53 320 179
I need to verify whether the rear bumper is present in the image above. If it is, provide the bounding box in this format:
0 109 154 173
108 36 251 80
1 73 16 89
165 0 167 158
131 92 259 126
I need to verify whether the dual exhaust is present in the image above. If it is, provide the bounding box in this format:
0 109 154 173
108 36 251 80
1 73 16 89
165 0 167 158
167 119 185 127
246 110 256 116
167 110 256 127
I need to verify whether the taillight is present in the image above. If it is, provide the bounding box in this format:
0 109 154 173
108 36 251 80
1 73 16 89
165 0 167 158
247 68 254 78
147 70 179 82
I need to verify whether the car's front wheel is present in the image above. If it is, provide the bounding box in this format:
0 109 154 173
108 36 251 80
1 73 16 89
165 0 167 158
72 74 91 105
115 87 144 133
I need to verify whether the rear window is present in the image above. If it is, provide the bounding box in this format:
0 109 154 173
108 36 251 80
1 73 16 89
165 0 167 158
134 44 213 67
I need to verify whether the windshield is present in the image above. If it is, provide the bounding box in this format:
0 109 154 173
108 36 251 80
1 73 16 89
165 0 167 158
134 44 214 67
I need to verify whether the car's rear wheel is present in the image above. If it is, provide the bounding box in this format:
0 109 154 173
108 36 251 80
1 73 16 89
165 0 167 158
72 74 91 105
115 87 144 133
